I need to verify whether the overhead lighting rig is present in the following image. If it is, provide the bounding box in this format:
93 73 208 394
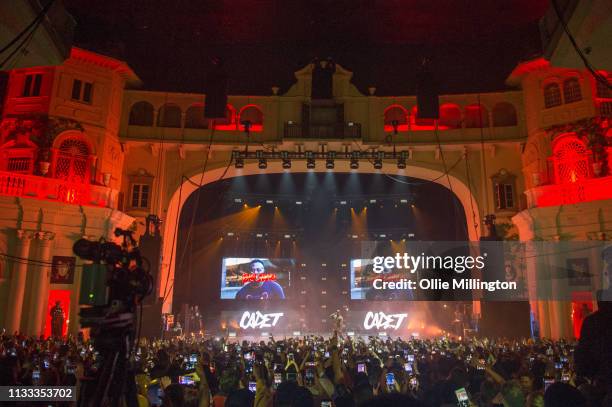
232 150 412 169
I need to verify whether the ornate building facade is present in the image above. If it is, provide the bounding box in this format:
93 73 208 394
0 47 610 339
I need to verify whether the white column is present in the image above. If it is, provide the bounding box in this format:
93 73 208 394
29 231 55 336
4 230 34 333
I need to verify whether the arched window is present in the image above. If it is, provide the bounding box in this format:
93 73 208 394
157 104 182 128
213 105 237 130
596 74 611 98
492 102 518 127
54 137 91 183
185 104 209 129
544 83 562 108
383 105 408 132
563 78 582 103
552 135 590 183
464 104 489 128
411 106 435 129
239 105 264 131
128 101 154 126
438 103 462 129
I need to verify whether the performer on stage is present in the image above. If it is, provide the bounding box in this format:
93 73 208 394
329 309 345 333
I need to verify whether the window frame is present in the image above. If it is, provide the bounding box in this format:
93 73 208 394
126 170 155 211
70 78 94 104
491 170 518 212
129 182 151 210
22 73 42 97
543 82 563 108
562 77 582 104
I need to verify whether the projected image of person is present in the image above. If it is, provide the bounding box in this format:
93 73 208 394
235 259 286 300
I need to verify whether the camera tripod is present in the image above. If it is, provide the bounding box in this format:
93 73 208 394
78 311 139 407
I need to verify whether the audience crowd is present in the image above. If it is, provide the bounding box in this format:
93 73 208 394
1 326 610 407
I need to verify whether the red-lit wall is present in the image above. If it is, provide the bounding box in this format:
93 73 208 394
44 289 71 338
3 67 55 116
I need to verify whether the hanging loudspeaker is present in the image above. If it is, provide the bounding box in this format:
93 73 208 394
205 60 228 119
416 69 439 119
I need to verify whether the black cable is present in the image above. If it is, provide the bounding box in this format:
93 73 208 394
0 0 55 55
0 16 41 70
550 0 612 91
464 151 480 235
433 118 470 240
477 94 490 216
160 124 217 301
161 155 234 303
348 136 465 186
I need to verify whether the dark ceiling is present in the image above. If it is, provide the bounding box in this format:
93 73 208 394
63 0 550 95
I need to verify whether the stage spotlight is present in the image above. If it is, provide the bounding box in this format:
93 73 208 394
370 199 377 204
281 151 291 169
228 332 236 337
350 151 360 169
258 158 267 169
295 201 303 205
233 198 243 203
256 233 263 238
266 199 274 204
340 200 347 205
306 151 315 169
400 198 408 204
284 234 291 239
373 151 383 169
397 151 407 169
326 151 335 169
232 150 244 168
351 234 358 239
379 234 387 238
226 232 235 237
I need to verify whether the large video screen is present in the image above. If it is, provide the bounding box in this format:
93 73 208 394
220 258 294 300
350 258 415 301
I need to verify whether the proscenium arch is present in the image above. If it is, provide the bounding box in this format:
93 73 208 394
159 161 482 312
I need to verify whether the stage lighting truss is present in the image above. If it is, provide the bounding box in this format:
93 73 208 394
230 150 411 169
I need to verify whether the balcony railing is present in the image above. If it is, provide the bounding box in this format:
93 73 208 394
0 171 118 209
525 176 612 208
